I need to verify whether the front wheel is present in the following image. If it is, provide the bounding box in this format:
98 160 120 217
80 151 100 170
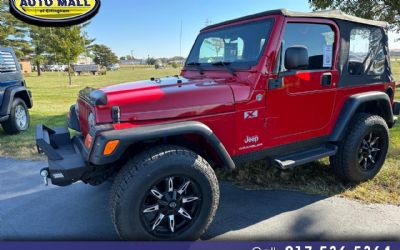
110 145 219 240
330 113 389 183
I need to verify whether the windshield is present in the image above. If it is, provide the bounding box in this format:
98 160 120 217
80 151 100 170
186 18 274 69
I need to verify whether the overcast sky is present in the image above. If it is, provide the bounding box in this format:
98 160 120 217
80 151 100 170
85 0 400 58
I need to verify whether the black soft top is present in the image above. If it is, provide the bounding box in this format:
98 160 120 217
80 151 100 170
202 9 388 31
201 9 393 87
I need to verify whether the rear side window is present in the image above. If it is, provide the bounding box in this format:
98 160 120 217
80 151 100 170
348 27 385 76
0 51 17 73
280 23 335 71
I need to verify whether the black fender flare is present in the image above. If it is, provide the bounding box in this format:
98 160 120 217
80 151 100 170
330 91 394 141
90 121 236 170
0 86 33 116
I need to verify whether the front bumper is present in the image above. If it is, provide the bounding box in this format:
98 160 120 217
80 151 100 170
35 124 90 186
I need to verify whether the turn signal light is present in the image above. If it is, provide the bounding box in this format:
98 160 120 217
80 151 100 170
103 140 120 156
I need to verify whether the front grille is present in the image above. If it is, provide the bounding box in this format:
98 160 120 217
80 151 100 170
77 99 92 137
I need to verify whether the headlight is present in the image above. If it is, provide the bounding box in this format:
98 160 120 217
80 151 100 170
88 112 95 132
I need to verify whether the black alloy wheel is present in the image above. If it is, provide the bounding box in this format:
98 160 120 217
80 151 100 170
140 176 202 237
330 113 389 183
110 145 219 240
357 132 383 172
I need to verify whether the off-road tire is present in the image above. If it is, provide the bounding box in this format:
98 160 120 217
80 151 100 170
110 145 219 240
330 113 389 183
1 98 30 135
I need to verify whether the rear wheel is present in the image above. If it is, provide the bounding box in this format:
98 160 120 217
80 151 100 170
1 98 30 135
110 145 219 240
330 113 389 182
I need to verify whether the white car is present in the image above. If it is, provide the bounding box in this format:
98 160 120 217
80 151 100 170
107 64 120 71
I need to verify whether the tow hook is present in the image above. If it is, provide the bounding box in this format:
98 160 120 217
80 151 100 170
40 168 50 186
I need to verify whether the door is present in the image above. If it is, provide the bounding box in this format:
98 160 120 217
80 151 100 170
265 21 339 144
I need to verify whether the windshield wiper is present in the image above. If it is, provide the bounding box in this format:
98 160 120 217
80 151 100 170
186 62 204 75
211 61 237 76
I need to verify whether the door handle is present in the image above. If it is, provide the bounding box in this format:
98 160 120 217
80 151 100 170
268 78 283 90
321 73 332 87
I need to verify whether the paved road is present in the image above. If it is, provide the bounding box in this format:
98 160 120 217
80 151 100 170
1 158 400 241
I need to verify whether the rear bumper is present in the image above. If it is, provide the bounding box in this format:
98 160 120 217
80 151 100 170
35 124 91 186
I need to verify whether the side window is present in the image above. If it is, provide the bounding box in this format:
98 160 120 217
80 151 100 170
199 37 244 63
0 51 17 73
349 28 384 75
280 23 335 71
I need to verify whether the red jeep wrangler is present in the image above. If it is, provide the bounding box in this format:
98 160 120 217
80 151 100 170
36 9 400 240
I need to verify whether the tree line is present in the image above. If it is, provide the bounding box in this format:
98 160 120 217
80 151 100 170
309 0 400 32
0 1 118 85
2 0 398 85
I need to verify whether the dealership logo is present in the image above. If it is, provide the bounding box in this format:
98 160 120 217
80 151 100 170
9 0 101 26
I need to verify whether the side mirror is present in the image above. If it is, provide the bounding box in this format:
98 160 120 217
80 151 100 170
284 46 309 70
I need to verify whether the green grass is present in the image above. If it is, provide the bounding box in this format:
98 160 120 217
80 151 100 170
0 63 399 205
0 66 180 159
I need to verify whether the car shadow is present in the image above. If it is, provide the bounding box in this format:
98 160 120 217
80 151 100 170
202 182 326 240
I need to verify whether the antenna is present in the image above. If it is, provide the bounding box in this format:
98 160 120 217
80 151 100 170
179 20 183 57
83 31 88 58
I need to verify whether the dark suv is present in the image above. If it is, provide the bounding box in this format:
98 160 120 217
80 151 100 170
0 48 32 135
36 9 400 240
